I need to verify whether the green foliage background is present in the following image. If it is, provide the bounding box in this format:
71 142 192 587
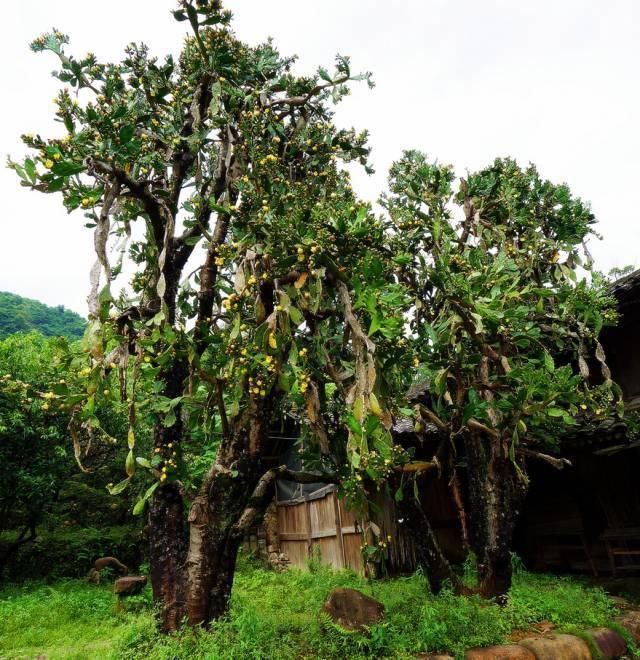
0 292 85 340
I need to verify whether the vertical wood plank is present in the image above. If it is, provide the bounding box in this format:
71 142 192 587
304 498 313 561
332 491 346 568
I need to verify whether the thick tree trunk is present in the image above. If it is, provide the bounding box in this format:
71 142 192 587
464 432 527 602
149 360 189 632
149 409 188 631
185 474 248 625
184 401 269 626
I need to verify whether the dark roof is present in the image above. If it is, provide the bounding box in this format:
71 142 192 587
610 268 640 310
561 416 629 453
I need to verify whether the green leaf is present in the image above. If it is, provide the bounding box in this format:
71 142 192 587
119 125 135 143
24 159 37 184
318 67 332 83
208 81 222 117
546 407 565 417
543 352 555 372
125 449 136 477
136 457 152 469
133 481 159 515
52 161 84 176
344 413 362 436
132 497 146 516
288 342 298 366
368 310 382 337
230 314 240 340
288 306 303 325
107 478 130 495
163 410 177 428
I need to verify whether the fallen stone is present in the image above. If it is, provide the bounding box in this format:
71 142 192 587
518 634 591 660
585 627 627 659
466 645 535 659
615 611 640 642
321 587 384 631
114 575 147 596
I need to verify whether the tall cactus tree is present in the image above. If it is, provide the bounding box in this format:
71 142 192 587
12 0 414 629
384 152 621 599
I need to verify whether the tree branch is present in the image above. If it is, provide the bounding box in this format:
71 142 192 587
232 465 339 536
519 448 572 470
86 158 166 245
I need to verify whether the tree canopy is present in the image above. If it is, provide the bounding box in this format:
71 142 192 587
9 0 623 628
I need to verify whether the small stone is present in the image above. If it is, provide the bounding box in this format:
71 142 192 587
114 575 147 596
322 587 384 631
586 628 627 659
519 634 591 660
465 645 535 659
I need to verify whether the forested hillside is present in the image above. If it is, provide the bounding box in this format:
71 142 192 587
0 291 85 339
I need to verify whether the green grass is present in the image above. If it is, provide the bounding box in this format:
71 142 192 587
0 553 623 659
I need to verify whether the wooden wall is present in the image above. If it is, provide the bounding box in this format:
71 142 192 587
277 486 364 573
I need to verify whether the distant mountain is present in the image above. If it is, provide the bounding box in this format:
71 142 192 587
0 291 86 340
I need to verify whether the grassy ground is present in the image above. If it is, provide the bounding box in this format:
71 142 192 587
0 553 629 659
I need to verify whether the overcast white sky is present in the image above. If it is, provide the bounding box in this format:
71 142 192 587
1 0 638 315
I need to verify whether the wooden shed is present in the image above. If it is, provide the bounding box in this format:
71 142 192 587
251 269 640 577
514 269 640 575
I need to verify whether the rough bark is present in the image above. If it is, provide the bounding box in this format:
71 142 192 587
149 360 189 632
185 397 269 626
185 473 249 625
149 477 187 631
464 431 527 602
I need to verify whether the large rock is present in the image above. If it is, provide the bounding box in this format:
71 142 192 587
585 628 627 659
114 575 147 596
518 634 591 660
466 645 535 659
321 587 384 631
615 611 640 642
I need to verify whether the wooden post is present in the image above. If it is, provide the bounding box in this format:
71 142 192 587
333 490 347 568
